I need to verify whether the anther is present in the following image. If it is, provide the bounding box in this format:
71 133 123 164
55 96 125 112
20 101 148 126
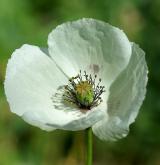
63 70 105 110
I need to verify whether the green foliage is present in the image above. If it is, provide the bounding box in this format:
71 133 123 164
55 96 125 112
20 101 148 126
0 0 160 164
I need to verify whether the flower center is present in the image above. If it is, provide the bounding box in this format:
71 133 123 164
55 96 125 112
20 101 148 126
63 71 105 110
76 81 94 107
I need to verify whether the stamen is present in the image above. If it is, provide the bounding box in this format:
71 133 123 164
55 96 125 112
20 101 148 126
62 70 105 110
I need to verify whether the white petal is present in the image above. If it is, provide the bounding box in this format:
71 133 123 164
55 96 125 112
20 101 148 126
4 44 67 127
4 44 105 131
92 43 148 141
48 18 131 87
22 111 56 131
43 86 107 131
22 105 106 131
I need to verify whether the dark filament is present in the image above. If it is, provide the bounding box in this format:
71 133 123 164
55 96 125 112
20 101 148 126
63 70 105 110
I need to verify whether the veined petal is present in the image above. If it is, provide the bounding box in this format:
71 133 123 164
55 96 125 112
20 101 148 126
4 44 105 131
22 111 56 131
44 87 107 131
4 44 67 128
92 43 148 141
22 103 106 131
48 18 132 87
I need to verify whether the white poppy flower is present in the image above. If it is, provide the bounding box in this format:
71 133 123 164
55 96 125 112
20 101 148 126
4 18 148 141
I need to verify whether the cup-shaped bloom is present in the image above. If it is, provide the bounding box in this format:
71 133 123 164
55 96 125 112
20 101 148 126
4 18 148 141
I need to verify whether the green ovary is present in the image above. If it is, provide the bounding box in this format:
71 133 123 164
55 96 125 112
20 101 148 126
75 81 94 107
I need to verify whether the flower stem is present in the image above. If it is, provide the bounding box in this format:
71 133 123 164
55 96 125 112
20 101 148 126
85 127 93 165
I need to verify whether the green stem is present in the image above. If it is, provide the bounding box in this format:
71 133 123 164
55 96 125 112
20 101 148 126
85 127 93 165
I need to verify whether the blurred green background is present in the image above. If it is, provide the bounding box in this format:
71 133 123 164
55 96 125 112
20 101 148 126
0 0 159 164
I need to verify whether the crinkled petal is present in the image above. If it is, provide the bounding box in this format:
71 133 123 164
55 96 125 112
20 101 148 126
4 44 105 131
4 44 68 115
48 18 131 87
92 43 148 141
22 104 106 131
22 111 56 131
4 44 66 130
